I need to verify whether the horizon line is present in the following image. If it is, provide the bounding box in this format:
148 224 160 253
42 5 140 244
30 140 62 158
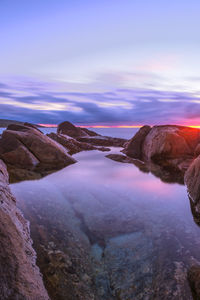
38 123 200 129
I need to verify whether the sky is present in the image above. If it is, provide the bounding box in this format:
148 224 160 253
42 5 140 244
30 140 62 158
1 0 200 126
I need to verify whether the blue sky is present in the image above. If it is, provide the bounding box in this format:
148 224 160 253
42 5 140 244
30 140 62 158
1 0 200 125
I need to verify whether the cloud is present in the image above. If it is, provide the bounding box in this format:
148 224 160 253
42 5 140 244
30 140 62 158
0 77 200 125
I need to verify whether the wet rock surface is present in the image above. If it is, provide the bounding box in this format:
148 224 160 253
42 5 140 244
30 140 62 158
0 159 49 300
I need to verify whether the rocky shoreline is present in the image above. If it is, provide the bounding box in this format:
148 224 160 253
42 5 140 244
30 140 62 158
1 121 200 299
0 159 49 299
0 121 126 299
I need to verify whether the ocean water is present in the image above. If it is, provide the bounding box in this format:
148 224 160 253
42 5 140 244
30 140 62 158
8 129 200 299
0 127 138 139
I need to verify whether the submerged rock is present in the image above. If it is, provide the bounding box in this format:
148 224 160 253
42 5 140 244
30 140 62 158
0 160 49 299
0 124 76 182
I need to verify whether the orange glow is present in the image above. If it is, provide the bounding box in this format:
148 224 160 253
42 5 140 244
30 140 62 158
79 125 143 128
37 123 143 128
38 123 200 129
188 125 200 129
38 124 58 127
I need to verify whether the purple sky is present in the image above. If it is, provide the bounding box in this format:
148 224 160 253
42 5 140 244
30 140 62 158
1 0 200 125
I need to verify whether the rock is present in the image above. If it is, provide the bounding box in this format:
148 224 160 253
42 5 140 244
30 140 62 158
81 127 100 136
57 121 89 137
0 124 76 182
57 121 127 147
24 122 43 133
47 132 110 155
106 153 140 164
121 125 200 176
123 125 200 163
185 156 200 204
0 160 49 299
142 125 195 162
122 125 151 159
77 136 127 147
194 143 200 157
188 265 200 300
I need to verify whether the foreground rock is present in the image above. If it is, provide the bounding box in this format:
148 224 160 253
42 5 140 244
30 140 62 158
0 124 76 182
0 160 49 299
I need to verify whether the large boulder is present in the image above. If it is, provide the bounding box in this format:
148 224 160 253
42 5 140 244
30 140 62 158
142 125 197 162
123 125 200 162
122 125 151 159
57 121 89 137
122 125 200 173
0 124 76 182
57 121 127 147
0 160 49 299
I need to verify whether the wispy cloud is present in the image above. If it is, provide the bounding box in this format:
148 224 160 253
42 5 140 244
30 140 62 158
0 76 200 126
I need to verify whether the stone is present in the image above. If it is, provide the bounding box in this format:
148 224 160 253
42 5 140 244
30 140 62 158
188 265 200 299
0 160 49 299
47 132 110 155
57 121 88 137
0 124 76 182
142 125 193 162
57 121 127 147
185 155 200 204
122 125 151 159
77 136 127 147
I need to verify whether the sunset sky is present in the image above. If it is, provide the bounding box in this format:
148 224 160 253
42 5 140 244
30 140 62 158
1 0 200 126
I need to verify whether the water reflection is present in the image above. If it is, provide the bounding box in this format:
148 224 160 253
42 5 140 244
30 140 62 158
11 148 200 300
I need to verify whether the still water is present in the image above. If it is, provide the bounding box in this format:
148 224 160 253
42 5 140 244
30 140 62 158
0 126 138 139
10 129 200 299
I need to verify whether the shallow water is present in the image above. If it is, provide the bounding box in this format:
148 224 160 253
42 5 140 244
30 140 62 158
10 140 200 299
